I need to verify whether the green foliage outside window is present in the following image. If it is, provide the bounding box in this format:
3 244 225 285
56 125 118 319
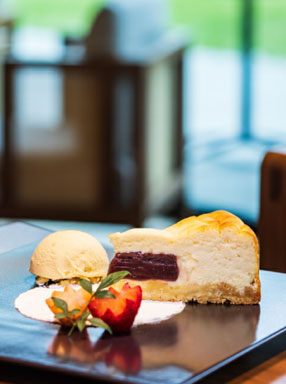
11 0 106 37
170 0 286 55
10 0 286 55
170 0 241 50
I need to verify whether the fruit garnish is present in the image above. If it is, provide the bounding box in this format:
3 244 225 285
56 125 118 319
89 283 142 333
45 271 130 336
46 285 91 327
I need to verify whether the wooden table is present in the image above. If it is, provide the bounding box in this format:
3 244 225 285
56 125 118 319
229 351 286 384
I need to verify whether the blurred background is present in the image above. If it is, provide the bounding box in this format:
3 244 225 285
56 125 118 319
0 0 286 233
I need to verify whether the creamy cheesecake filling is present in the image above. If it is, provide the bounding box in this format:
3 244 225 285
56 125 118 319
108 252 179 281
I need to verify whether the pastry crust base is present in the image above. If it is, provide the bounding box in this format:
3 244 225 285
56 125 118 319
113 277 261 305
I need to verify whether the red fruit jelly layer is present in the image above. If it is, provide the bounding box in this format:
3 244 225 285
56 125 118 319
108 252 179 281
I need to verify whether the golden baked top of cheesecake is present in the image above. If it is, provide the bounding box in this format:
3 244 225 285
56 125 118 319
167 210 259 249
109 210 259 257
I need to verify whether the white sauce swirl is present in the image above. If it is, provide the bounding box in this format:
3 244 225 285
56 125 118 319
14 287 185 326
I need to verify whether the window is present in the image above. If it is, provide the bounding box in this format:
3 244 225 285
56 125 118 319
171 0 286 225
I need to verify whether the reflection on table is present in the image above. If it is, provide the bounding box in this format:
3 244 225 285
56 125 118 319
48 303 260 378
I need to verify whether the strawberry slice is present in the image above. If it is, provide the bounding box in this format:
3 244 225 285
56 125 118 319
89 283 142 333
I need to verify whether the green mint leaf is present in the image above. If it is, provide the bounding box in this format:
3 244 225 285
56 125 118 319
52 297 68 314
95 291 116 299
79 279 92 294
97 271 129 292
80 311 91 321
76 318 86 332
89 317 112 334
69 308 80 317
55 313 67 320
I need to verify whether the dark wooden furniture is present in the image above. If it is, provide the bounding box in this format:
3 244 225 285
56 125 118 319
2 37 186 226
229 351 286 384
259 149 286 273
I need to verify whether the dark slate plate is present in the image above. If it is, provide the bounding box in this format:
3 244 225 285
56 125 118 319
0 222 285 384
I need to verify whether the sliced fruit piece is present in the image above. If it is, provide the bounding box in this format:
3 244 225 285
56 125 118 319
46 285 91 326
89 283 142 333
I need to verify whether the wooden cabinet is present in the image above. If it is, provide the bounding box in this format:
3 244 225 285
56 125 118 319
2 39 186 226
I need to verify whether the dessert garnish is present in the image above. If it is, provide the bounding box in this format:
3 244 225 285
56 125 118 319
46 285 92 327
89 283 142 333
15 287 185 328
46 271 130 336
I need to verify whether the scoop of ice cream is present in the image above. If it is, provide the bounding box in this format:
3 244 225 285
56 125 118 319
30 230 109 280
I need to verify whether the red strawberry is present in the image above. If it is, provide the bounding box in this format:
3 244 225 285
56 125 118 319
89 283 142 333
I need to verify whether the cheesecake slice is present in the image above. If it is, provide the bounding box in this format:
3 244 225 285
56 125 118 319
108 211 260 304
